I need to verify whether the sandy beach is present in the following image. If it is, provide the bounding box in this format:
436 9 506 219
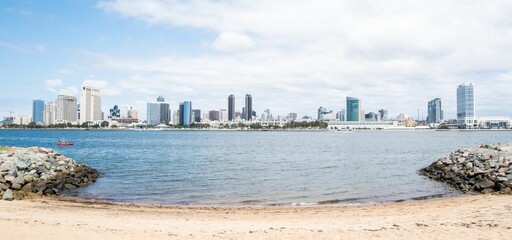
0 194 510 239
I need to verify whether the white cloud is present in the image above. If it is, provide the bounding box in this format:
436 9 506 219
44 79 63 93
0 41 46 53
212 32 254 52
94 0 512 118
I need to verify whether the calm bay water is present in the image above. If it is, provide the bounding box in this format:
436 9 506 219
0 129 510 205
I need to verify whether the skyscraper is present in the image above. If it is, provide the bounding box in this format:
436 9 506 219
193 109 201 123
157 96 165 102
32 100 44 124
80 84 102 124
179 101 192 126
147 97 170 125
209 110 220 121
346 97 360 122
457 83 475 127
427 98 443 124
228 94 235 121
43 101 56 125
56 89 78 124
244 94 252 121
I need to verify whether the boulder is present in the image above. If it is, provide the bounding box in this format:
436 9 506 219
2 189 13 201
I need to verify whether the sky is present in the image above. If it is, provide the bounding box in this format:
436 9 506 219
1 0 512 121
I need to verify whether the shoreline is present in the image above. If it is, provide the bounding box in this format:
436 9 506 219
1 194 511 239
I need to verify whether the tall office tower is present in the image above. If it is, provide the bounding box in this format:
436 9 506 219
43 101 56 125
228 94 235 121
346 97 360 122
378 109 388 121
457 83 475 127
56 89 78 123
157 96 165 102
32 99 44 124
427 98 443 123
179 101 192 126
80 84 102 124
209 110 220 121
244 94 252 121
147 97 171 125
317 106 329 120
193 109 201 123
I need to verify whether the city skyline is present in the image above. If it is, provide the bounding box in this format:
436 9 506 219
1 1 512 119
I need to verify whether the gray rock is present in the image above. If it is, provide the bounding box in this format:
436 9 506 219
23 175 33 183
4 175 14 182
11 183 21 190
7 169 17 178
2 189 13 201
0 182 8 191
496 176 508 182
11 176 25 185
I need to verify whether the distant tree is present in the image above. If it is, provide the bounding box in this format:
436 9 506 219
101 121 109 128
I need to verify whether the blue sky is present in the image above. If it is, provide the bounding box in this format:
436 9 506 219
1 0 512 120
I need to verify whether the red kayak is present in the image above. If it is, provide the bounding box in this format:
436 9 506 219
57 141 74 146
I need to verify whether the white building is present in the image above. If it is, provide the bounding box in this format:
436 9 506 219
56 89 78 124
43 101 56 125
219 109 228 122
79 84 102 124
14 115 32 125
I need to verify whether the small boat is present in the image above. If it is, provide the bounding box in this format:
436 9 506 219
57 141 74 146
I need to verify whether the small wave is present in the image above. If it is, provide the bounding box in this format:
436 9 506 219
318 198 363 205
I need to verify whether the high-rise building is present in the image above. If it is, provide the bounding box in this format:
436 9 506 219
193 109 201 123
109 105 121 119
427 98 443 124
337 109 345 121
378 109 388 121
127 107 138 119
219 109 228 122
32 99 44 124
157 96 165 102
80 84 102 124
244 94 252 121
228 94 235 121
43 101 56 125
209 110 220 121
147 97 170 125
288 112 297 121
365 112 379 121
346 97 360 122
457 83 475 127
56 89 78 124
179 101 192 126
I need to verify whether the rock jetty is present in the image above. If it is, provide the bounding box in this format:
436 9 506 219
420 144 512 195
0 146 98 201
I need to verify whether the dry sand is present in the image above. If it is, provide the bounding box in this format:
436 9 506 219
0 194 511 239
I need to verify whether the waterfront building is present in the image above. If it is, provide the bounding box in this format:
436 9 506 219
228 94 235 121
14 115 31 125
427 98 443 124
32 100 44 124
346 97 360 122
209 110 220 121
337 109 345 121
193 109 201 123
109 105 121 119
43 101 56 125
317 106 329 120
172 111 179 125
179 101 192 126
244 94 253 121
147 97 171 125
288 112 297 121
365 112 379 121
56 89 78 124
127 107 138 119
79 84 102 124
457 83 475 128
378 109 388 120
476 116 511 129
219 109 228 122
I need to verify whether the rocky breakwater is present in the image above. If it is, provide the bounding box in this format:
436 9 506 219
0 146 99 201
420 144 512 195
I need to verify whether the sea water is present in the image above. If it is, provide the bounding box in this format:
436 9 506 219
0 129 510 205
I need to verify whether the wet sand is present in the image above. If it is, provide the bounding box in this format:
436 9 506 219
0 194 511 239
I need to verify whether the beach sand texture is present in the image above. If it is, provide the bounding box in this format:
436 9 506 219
0 194 511 239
